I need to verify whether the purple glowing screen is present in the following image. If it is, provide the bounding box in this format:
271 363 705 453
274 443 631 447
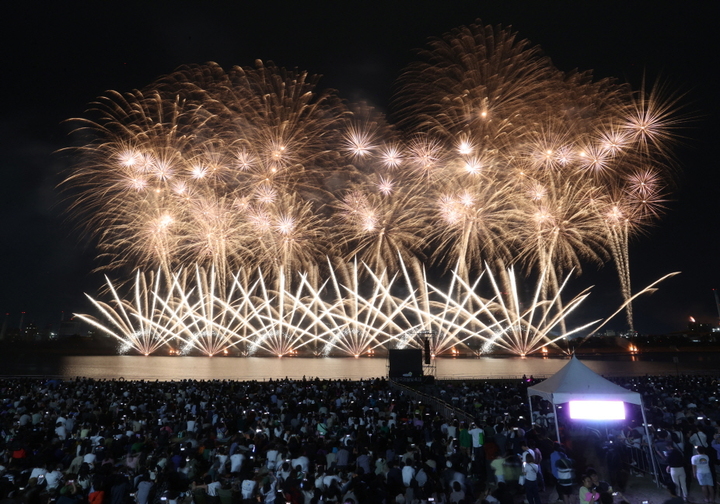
568 400 626 420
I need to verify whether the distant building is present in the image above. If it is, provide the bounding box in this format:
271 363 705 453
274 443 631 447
23 322 39 342
620 330 638 338
56 318 87 338
688 321 715 333
587 329 619 338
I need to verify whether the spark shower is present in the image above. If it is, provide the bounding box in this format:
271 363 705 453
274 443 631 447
64 22 679 357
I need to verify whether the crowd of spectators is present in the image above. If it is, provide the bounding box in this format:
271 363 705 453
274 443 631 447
423 374 720 502
0 374 719 504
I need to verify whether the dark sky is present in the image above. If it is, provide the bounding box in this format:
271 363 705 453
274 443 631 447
1 0 717 335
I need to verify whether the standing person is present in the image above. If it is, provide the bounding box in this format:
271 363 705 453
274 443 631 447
691 428 709 453
469 422 487 482
468 422 485 461
522 453 542 504
401 459 416 489
521 440 536 464
555 455 575 504
692 447 714 503
459 422 472 457
667 446 688 501
490 452 507 484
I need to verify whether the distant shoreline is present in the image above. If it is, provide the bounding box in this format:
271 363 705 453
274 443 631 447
1 337 719 357
0 351 717 380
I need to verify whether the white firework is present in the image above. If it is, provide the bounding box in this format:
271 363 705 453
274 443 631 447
75 258 672 358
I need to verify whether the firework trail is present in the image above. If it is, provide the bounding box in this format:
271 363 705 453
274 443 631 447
395 21 679 328
65 21 681 348
78 260 612 357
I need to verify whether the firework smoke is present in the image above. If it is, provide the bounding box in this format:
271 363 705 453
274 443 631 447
65 21 680 349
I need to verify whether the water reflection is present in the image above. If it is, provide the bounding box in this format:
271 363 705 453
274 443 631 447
0 353 717 380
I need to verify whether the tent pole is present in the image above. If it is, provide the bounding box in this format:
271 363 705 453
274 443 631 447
640 397 661 488
554 399 561 442
527 387 534 428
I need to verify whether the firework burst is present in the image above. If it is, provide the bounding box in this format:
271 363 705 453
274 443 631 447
66 20 682 349
78 260 618 357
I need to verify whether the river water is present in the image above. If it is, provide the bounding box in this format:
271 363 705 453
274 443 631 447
1 352 718 380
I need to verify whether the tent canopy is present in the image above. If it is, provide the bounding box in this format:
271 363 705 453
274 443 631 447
527 355 641 405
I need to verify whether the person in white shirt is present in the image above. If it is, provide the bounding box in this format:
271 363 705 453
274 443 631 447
522 453 542 504
206 478 221 497
29 464 48 482
241 477 257 500
265 446 280 470
230 452 245 474
90 434 104 448
261 477 277 504
691 446 714 503
402 461 417 487
291 454 310 473
45 465 64 491
322 469 342 491
55 421 67 441
468 423 485 462
215 448 228 474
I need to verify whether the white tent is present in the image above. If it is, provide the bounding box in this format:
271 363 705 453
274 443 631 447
528 354 642 406
527 355 658 482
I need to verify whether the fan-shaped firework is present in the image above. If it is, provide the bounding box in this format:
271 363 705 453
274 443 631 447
66 20 681 352
77 261 609 357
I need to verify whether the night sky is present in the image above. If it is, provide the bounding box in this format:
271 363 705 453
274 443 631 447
1 0 717 335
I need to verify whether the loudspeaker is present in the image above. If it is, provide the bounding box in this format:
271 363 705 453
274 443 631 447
424 338 431 365
388 348 423 378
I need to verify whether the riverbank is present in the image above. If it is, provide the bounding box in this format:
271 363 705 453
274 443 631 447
0 352 718 381
2 334 720 357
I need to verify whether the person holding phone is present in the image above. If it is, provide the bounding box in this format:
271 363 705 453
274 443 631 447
579 475 601 504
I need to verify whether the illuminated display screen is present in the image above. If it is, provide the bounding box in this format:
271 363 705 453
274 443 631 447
568 400 626 420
